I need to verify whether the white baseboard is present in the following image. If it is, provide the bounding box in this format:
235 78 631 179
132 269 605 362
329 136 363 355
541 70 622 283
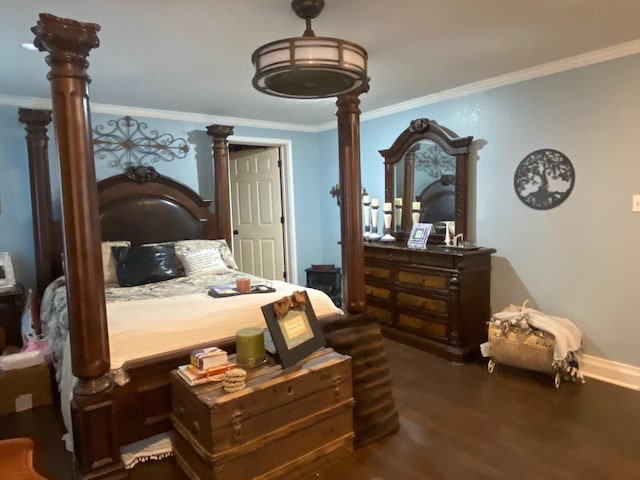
581 354 640 391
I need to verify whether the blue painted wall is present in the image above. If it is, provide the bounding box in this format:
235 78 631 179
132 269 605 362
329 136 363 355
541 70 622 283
0 108 329 289
2 52 640 369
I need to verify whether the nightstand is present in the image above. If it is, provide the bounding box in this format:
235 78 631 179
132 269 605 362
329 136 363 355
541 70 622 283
0 283 25 349
305 266 341 307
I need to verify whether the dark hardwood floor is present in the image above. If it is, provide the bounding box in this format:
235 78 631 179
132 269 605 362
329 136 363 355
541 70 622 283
2 339 639 480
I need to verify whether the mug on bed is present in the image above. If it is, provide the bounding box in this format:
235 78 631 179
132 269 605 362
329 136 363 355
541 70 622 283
236 277 251 294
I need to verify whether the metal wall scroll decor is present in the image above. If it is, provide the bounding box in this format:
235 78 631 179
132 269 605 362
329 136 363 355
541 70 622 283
92 115 189 170
514 149 575 210
414 142 456 177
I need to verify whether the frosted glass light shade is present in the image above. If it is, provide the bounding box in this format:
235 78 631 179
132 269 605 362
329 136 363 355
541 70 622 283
252 36 368 99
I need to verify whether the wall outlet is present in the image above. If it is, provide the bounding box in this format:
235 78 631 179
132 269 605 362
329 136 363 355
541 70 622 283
634 195 640 212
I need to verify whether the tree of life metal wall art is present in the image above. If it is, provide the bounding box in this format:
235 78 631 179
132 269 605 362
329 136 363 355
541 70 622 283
513 149 575 210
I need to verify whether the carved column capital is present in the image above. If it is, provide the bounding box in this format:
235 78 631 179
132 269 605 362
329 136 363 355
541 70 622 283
18 108 52 129
32 13 100 80
207 124 234 144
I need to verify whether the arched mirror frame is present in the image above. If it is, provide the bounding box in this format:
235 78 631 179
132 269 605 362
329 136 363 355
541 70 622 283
380 118 473 244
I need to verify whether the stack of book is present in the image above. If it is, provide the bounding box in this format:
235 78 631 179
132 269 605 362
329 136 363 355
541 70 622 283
176 346 235 386
191 346 228 370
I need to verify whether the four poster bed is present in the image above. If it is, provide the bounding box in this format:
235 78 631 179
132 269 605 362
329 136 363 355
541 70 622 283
23 12 398 480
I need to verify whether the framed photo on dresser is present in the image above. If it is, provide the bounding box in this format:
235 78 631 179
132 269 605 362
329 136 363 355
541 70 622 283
407 223 432 249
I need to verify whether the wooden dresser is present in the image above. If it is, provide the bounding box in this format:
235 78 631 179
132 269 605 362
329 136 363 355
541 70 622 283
364 243 496 363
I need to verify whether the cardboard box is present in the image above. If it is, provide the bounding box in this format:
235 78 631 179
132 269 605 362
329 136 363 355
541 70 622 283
0 363 52 415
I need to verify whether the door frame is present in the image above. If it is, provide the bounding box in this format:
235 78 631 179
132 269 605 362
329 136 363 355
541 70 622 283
228 135 298 283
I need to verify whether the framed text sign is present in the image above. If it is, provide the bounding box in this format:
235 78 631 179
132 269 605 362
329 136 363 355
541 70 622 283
261 290 325 368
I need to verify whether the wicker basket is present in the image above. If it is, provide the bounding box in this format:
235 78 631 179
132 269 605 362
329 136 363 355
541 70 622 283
487 301 562 387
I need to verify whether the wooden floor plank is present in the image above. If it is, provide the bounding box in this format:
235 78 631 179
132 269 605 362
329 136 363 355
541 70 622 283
2 339 639 480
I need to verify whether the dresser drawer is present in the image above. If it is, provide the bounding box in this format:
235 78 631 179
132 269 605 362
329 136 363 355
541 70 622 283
364 264 392 281
364 248 410 264
396 268 449 290
397 313 448 340
364 304 393 325
396 291 448 314
365 284 392 301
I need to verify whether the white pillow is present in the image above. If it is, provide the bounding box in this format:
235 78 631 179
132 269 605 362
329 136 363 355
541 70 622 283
177 248 230 276
101 241 131 286
175 239 239 270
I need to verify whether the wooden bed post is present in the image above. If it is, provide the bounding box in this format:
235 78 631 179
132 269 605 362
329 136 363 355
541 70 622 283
32 14 123 479
207 124 234 247
336 90 367 314
17 108 60 297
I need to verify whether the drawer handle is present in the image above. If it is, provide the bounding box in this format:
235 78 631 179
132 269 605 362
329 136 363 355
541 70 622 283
386 254 394 261
232 410 244 444
191 420 200 434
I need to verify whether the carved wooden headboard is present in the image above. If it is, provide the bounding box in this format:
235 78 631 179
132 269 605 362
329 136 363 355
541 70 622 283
98 166 217 245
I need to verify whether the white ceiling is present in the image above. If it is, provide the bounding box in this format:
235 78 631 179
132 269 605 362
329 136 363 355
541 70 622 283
2 0 640 129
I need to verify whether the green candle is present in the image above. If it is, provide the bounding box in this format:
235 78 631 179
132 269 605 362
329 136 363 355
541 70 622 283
236 327 266 368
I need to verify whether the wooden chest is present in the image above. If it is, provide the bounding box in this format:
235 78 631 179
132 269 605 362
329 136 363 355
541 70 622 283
171 348 354 480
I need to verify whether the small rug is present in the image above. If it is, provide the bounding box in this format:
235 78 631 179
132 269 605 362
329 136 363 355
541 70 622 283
120 431 174 470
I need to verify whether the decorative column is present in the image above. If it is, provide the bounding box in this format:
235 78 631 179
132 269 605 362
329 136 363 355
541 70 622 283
336 90 367 314
207 124 234 247
17 108 57 296
32 13 110 393
32 15 124 478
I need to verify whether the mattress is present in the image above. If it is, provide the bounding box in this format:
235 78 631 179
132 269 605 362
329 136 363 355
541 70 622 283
41 270 342 375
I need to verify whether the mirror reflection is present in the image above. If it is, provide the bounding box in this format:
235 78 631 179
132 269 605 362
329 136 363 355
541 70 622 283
394 139 457 231
381 118 472 243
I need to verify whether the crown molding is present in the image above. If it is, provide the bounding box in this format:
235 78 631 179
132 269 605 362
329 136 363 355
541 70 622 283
0 95 320 133
0 95 52 110
352 39 640 128
3 40 639 133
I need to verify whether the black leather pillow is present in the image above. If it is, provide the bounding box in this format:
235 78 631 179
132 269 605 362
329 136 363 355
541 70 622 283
112 244 183 287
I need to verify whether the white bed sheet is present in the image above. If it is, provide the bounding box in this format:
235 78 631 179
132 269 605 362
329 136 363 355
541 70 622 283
106 279 341 369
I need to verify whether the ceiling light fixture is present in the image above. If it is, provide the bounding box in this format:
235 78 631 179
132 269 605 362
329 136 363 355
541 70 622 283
251 0 368 99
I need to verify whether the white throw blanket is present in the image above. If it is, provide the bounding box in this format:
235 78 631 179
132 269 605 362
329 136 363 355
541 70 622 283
491 302 585 385
492 303 582 362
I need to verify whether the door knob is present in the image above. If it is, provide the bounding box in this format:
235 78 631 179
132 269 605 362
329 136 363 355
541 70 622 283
233 229 239 235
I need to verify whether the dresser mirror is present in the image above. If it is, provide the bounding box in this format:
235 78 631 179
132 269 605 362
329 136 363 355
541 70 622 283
380 118 473 243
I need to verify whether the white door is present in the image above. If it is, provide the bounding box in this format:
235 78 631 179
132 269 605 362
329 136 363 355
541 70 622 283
230 146 286 281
